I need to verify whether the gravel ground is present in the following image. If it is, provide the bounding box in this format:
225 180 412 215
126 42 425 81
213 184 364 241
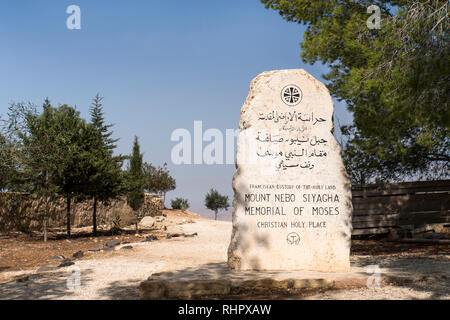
0 213 449 300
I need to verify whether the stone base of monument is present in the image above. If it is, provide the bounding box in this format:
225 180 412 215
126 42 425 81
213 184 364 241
139 263 370 300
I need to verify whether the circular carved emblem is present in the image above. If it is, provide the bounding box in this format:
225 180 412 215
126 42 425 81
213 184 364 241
287 232 301 245
281 85 303 106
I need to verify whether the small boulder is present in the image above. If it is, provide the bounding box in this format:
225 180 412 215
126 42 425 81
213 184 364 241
72 251 84 259
48 255 65 261
167 233 182 239
106 240 120 248
184 233 198 238
88 246 103 252
143 235 158 242
37 266 59 273
58 259 75 268
139 216 155 228
16 276 29 283
121 245 133 250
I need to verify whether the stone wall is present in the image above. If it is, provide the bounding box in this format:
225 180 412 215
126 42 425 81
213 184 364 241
0 192 163 233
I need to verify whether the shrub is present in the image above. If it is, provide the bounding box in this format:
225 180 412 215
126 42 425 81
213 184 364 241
171 198 190 211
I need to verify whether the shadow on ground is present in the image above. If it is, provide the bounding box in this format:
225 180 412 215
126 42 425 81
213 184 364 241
0 269 94 300
97 279 143 300
352 253 450 300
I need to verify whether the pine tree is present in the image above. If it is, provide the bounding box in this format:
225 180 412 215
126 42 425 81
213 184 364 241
87 94 124 236
16 101 87 240
126 136 145 233
18 100 61 241
51 105 90 238
262 0 449 179
90 94 118 151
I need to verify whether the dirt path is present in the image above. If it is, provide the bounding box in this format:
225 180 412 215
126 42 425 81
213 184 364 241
0 213 449 300
0 214 231 300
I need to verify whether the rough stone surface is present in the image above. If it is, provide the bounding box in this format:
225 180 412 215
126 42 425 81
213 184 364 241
72 251 84 259
143 235 158 242
0 193 163 232
139 216 155 228
48 255 65 261
106 240 121 248
58 259 75 268
88 246 103 252
139 264 367 300
36 266 59 273
140 279 232 300
228 69 353 272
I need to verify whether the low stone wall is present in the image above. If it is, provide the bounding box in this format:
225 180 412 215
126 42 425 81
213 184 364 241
0 192 163 233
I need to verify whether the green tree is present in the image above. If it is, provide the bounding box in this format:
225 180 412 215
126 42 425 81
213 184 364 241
14 101 51 241
143 162 176 207
171 198 190 211
126 136 145 233
10 100 95 239
205 189 230 221
0 132 14 191
39 104 91 238
1 98 124 240
52 105 94 238
262 0 449 180
8 100 70 241
87 94 125 236
0 102 37 193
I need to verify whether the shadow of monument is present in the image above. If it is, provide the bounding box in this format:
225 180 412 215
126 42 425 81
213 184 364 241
228 179 265 270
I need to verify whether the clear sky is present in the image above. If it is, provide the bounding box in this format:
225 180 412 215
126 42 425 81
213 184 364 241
0 0 353 219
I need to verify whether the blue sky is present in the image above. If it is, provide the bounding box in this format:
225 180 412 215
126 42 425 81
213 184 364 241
0 0 353 219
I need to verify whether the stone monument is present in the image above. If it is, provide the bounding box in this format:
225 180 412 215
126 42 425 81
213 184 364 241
228 69 353 272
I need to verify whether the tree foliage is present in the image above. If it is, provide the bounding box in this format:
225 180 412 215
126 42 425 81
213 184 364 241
262 0 449 181
143 162 176 207
126 136 145 232
0 131 17 191
0 97 128 239
171 198 190 211
86 94 125 235
2 100 94 239
205 189 229 220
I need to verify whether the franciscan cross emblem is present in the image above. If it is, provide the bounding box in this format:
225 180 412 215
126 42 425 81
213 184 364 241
281 85 303 106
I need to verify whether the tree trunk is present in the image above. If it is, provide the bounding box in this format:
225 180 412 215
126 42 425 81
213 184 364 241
43 216 48 242
66 196 71 238
93 197 97 236
43 197 49 242
215 210 218 221
43 171 49 242
135 213 139 234
163 192 166 209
